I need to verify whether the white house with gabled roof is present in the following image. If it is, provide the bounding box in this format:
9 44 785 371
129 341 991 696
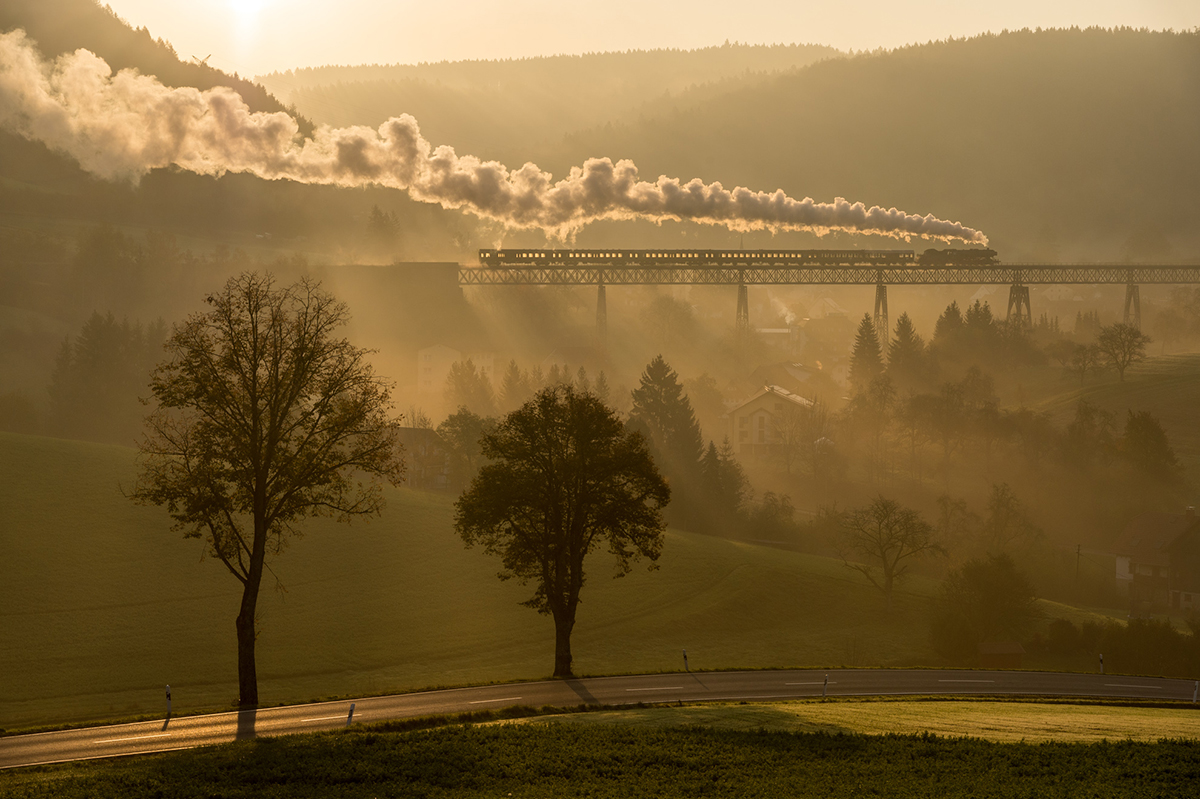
725 384 814 458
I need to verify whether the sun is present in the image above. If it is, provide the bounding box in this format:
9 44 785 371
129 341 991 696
226 0 271 24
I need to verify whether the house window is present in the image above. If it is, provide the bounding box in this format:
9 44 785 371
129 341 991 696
739 417 747 428
757 415 766 443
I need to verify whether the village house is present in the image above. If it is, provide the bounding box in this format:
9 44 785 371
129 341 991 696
1113 507 1200 615
725 384 814 458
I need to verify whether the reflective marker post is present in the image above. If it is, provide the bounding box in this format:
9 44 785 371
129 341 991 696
1193 681 1197 704
165 685 172 717
347 703 356 727
823 674 828 699
683 649 689 672
1099 654 1104 675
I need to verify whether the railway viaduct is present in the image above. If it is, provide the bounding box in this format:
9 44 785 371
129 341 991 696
459 249 1200 342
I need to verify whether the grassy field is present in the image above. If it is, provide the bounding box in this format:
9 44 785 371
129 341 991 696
0 432 1121 730
533 699 1200 743
1023 353 1200 473
3 715 1200 798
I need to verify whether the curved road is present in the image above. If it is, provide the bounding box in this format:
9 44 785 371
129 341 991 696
2 669 1197 770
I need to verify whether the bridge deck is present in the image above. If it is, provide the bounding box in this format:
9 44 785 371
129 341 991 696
460 264 1200 286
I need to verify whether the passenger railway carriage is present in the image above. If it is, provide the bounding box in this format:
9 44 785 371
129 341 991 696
478 248 999 267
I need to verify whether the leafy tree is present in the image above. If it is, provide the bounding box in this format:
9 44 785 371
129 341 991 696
1122 410 1180 483
1097 323 1151 382
1063 400 1117 470
934 494 978 555
455 385 670 677
131 273 404 707
436 407 496 489
981 483 1041 554
838 497 944 610
745 491 799 541
849 313 884 392
930 554 1038 662
1045 338 1076 370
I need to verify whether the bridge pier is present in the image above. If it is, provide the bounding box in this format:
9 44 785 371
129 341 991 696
1124 283 1141 328
736 280 749 333
596 274 608 348
873 281 889 341
1007 283 1032 326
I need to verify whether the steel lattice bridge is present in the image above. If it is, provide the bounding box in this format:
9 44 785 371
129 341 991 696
460 248 1200 335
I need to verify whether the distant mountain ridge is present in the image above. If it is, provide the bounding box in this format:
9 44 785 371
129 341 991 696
257 43 841 166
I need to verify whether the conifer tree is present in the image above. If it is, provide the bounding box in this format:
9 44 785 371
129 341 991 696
630 355 704 478
887 312 926 392
499 359 530 411
933 301 964 345
849 314 884 393
593 371 611 403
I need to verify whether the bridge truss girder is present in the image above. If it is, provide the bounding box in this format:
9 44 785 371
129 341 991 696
459 265 1200 286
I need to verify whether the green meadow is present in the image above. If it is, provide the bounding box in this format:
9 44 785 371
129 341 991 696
4 718 1200 798
1026 353 1200 472
0 432 1117 730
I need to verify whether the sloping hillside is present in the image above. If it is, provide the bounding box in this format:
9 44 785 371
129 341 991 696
257 44 840 165
550 28 1200 261
0 431 1111 729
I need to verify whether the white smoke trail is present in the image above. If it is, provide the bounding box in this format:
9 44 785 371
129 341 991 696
0 30 988 244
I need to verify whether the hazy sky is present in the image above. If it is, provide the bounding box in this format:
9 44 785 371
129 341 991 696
100 0 1200 77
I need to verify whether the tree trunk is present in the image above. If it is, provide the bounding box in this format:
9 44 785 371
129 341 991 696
236 577 261 707
552 607 575 678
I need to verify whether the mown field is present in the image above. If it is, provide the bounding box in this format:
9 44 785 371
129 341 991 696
0 433 1120 730
3 713 1199 798
536 698 1200 743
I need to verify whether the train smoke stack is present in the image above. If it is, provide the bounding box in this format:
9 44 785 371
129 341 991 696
0 30 988 244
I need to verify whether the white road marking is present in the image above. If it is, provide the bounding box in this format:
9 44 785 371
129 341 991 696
938 679 996 683
625 687 683 692
1105 684 1162 689
299 715 349 722
467 696 523 704
786 681 837 686
94 733 171 744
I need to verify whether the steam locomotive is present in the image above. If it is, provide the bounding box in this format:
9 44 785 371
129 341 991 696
478 248 999 266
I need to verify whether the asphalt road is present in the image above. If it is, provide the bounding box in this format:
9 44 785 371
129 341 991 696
2 669 1197 770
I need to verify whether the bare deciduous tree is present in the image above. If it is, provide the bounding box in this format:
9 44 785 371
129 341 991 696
1097 323 1151 382
838 497 944 611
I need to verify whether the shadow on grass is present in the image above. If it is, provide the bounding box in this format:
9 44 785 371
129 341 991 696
236 709 256 740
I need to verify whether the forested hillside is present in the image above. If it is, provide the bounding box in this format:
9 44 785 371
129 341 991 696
257 44 840 165
549 28 1200 261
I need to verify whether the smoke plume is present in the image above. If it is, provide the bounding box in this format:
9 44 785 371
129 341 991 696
0 30 988 244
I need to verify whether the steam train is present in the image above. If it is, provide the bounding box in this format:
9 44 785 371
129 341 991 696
478 248 999 266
